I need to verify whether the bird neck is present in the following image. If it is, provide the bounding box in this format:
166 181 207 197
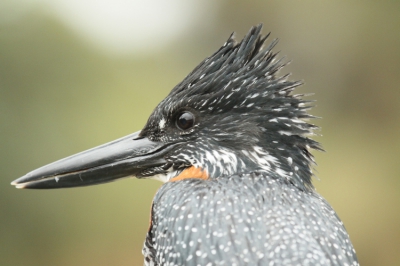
190 144 314 192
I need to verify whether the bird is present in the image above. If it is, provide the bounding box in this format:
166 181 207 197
12 24 358 265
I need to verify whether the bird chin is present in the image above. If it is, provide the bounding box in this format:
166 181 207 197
148 169 183 183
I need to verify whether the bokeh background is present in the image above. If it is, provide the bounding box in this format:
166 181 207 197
1 1 399 265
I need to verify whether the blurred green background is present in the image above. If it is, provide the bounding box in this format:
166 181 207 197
1 1 399 265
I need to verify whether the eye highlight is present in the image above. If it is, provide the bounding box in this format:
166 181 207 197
176 111 195 130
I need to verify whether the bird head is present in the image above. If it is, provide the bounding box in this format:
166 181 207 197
12 25 321 192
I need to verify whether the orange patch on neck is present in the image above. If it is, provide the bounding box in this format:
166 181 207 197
169 166 209 182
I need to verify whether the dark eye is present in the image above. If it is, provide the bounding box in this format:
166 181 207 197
176 111 195 130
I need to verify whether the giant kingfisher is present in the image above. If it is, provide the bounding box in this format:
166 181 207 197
12 25 358 265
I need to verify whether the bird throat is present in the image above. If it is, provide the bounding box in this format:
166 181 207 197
169 166 209 182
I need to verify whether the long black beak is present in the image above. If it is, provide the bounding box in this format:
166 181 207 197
11 131 173 189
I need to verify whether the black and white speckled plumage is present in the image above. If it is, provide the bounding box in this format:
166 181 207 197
146 175 357 265
140 24 358 265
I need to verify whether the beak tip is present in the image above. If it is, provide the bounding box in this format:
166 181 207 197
11 175 25 186
11 174 32 188
11 180 26 189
